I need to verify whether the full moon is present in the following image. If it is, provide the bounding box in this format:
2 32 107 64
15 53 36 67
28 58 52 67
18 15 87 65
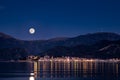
29 28 35 34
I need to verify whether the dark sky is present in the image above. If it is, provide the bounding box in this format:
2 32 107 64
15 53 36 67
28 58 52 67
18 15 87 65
0 0 120 40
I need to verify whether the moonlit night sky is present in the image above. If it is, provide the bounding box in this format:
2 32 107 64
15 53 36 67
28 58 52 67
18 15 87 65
0 0 120 40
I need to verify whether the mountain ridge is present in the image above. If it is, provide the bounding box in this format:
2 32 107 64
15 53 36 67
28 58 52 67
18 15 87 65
0 32 119 41
0 32 120 55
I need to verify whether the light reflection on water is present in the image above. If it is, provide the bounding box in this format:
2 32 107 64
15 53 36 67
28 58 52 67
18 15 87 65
0 61 119 80
29 73 35 80
29 76 35 80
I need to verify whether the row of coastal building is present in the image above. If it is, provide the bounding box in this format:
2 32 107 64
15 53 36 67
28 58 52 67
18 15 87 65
27 55 120 62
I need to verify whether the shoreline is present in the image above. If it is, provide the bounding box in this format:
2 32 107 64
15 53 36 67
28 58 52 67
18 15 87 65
0 58 120 63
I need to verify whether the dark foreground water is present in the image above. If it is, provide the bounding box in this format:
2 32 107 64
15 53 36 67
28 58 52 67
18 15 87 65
0 61 120 80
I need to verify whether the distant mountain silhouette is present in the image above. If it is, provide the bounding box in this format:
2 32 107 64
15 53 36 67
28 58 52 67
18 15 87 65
31 32 120 54
41 40 120 59
0 32 22 48
0 48 28 60
47 37 69 41
0 32 120 59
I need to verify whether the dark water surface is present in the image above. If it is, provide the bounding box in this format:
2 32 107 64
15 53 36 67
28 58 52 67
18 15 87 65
0 61 120 80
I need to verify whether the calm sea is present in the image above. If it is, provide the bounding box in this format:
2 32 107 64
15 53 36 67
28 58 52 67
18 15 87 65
0 61 119 80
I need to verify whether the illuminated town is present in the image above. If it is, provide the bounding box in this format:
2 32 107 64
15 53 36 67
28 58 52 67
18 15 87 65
27 55 120 63
28 55 119 80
